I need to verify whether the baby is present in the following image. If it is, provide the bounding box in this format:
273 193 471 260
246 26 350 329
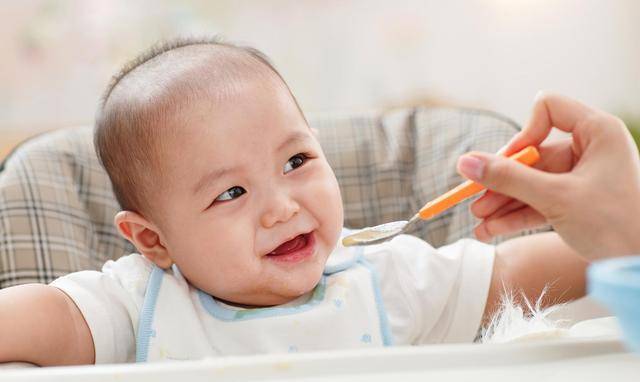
0 37 588 366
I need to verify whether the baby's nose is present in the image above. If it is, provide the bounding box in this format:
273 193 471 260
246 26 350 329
260 194 300 228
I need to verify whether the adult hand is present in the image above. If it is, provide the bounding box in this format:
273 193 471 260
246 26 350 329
456 92 640 259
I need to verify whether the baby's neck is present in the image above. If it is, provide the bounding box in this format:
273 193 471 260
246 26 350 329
216 297 269 309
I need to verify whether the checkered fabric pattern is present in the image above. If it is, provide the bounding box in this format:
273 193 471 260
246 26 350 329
0 107 520 288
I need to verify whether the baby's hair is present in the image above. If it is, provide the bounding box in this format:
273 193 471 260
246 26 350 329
100 37 286 109
94 36 303 218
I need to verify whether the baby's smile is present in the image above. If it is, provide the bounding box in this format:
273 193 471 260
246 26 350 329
264 231 317 264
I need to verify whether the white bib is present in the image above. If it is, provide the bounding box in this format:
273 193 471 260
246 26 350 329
135 243 393 362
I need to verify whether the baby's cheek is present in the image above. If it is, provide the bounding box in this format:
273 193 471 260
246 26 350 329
187 251 257 297
315 174 344 246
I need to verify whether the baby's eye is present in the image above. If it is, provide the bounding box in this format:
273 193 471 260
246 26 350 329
284 153 309 174
214 186 246 202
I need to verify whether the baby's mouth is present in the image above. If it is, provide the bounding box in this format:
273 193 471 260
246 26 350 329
265 232 316 263
269 233 309 255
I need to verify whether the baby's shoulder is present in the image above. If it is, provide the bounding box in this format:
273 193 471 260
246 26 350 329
102 253 154 275
100 253 155 297
363 235 490 263
340 235 433 288
359 234 476 285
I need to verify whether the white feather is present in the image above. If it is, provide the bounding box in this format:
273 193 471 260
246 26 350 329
480 286 572 344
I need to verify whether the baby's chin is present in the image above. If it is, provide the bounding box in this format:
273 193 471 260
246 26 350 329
264 267 326 306
238 262 327 307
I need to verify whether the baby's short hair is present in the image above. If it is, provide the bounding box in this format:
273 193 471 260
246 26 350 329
95 36 300 218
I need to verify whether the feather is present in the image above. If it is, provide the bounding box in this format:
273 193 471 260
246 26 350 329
480 285 571 344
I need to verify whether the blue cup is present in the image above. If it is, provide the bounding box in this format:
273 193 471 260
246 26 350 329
588 256 640 352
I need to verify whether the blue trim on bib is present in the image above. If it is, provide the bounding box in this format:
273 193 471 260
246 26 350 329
198 276 328 321
135 266 165 362
358 253 394 346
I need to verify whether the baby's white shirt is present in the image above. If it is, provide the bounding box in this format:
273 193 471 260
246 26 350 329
51 233 494 364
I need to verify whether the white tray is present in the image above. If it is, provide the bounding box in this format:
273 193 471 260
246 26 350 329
2 338 638 382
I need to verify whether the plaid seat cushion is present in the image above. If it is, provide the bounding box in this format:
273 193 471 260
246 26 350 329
0 107 520 288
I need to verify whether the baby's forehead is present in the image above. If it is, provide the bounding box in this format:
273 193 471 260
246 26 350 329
164 101 317 183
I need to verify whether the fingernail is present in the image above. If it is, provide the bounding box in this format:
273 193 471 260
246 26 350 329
534 90 545 102
457 155 485 181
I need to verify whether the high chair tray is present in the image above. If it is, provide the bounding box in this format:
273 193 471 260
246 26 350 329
2 338 637 382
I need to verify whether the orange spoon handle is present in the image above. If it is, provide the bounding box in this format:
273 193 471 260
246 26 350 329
417 146 540 220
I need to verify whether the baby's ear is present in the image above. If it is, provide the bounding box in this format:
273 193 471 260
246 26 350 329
114 211 173 269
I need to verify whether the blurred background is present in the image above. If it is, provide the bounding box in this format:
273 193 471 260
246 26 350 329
1 0 639 148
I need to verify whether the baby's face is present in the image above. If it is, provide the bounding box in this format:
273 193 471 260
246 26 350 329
153 79 343 306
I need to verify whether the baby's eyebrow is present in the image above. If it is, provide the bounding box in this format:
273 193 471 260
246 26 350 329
275 131 312 152
193 166 238 195
193 131 312 195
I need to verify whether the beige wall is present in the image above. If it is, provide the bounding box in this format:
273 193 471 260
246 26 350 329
2 0 639 132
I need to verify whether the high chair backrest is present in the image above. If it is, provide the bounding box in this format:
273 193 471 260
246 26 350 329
0 107 520 288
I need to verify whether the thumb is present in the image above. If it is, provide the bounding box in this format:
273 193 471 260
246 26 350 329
457 152 558 211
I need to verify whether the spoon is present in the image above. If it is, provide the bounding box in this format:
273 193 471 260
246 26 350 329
342 146 540 247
